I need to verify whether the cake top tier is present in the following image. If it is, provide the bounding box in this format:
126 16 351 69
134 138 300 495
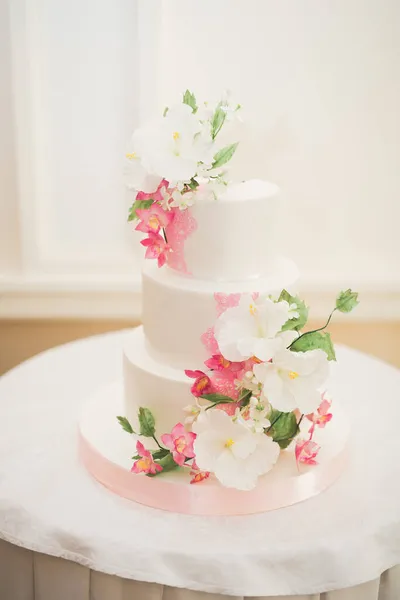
125 90 281 280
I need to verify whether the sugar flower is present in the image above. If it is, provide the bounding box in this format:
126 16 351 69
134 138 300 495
131 441 162 475
132 104 213 184
161 423 196 466
124 130 162 194
185 369 214 397
135 203 174 234
169 189 195 211
140 231 170 268
214 294 295 362
295 439 320 466
306 395 333 436
189 460 210 484
246 396 271 433
193 409 280 490
253 348 329 414
204 354 244 375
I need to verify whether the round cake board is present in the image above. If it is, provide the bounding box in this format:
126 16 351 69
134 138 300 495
79 382 350 516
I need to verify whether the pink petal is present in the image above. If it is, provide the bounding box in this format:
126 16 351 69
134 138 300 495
160 433 174 450
171 423 186 438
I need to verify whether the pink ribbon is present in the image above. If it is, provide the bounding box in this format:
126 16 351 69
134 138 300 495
79 430 348 515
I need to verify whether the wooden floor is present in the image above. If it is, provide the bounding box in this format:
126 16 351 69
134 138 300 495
0 319 399 376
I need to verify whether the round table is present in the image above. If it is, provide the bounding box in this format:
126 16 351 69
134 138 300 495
0 330 400 600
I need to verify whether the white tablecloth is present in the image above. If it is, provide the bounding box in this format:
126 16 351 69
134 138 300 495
0 331 400 599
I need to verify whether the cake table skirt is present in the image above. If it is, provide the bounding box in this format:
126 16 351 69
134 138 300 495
1 332 400 599
1 539 400 600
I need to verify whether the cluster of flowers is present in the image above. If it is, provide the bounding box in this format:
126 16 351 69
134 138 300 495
117 289 358 491
125 90 240 267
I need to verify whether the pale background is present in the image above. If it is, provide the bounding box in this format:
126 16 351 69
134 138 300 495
1 0 399 374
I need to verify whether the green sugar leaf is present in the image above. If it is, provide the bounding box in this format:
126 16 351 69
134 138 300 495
117 416 135 434
267 408 299 448
200 393 236 403
212 142 239 169
278 289 309 332
138 407 156 437
211 105 226 140
147 452 178 477
290 331 336 361
336 289 359 313
128 199 154 221
183 90 198 113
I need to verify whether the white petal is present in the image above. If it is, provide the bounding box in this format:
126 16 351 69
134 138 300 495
193 430 224 472
247 434 280 476
231 430 257 459
214 451 259 491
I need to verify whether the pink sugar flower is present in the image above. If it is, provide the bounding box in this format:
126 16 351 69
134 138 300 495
185 369 214 397
161 423 196 467
141 231 170 267
295 439 321 466
204 354 244 375
135 203 174 234
190 460 210 484
135 179 169 203
306 397 333 436
131 441 163 475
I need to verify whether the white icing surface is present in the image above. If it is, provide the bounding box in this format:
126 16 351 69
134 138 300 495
142 257 299 370
172 179 281 281
123 327 193 433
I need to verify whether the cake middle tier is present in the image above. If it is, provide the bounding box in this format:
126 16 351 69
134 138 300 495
142 257 299 371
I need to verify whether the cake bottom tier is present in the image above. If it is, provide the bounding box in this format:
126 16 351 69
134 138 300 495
79 381 350 515
123 326 193 433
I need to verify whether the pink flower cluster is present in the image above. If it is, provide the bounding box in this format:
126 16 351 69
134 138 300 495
131 423 210 484
295 395 333 467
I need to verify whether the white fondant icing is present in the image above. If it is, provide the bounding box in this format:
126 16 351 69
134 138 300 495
169 179 280 281
123 327 193 434
142 256 299 370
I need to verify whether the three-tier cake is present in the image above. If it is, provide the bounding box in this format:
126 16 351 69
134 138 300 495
79 91 358 514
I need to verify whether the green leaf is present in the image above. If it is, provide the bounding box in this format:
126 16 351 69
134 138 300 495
211 142 239 169
117 416 135 434
336 289 359 313
211 105 226 140
163 106 169 117
138 407 156 437
278 289 309 332
188 177 199 190
290 331 336 361
200 393 235 403
147 452 179 477
128 198 154 221
239 388 253 406
267 408 299 448
132 454 141 460
183 89 198 113
151 448 170 460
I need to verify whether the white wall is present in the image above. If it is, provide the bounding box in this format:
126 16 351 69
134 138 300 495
1 0 400 319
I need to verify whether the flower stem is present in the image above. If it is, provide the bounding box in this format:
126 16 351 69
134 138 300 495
288 308 337 349
152 434 163 449
163 227 168 245
297 413 304 429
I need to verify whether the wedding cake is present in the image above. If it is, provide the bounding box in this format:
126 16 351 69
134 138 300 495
79 91 358 514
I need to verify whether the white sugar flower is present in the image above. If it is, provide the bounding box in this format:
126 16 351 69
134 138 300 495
193 409 280 491
253 349 329 414
134 104 213 184
214 294 295 362
247 397 271 433
169 189 195 210
124 128 162 193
